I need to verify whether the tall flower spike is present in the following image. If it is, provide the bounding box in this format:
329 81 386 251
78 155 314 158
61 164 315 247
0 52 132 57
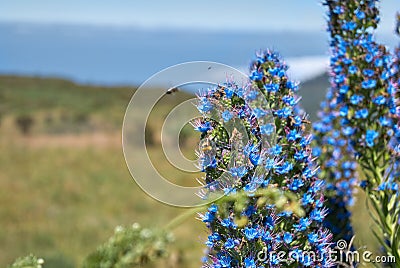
197 50 333 267
313 100 357 244
311 0 381 246
320 0 400 263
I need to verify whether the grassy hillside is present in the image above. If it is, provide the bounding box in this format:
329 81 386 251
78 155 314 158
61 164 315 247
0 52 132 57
0 75 205 267
0 75 377 267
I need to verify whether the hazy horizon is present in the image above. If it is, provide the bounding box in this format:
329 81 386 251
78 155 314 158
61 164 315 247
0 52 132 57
1 21 398 87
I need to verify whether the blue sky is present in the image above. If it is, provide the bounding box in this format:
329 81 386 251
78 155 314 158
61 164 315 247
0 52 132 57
0 0 398 33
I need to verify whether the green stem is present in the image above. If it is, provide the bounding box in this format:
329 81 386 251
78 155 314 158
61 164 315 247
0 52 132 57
165 206 206 231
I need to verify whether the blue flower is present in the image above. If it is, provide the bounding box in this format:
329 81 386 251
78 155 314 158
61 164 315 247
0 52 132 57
362 69 375 77
246 90 259 101
379 116 391 127
361 79 377 89
201 156 217 169
308 232 319 244
222 110 233 122
381 71 390 80
355 9 366 19
211 232 221 241
260 123 275 135
269 144 282 156
253 108 266 118
333 6 343 14
250 70 263 81
209 204 218 213
264 216 275 230
197 98 213 113
275 161 293 174
343 21 357 31
243 227 258 240
283 232 293 244
244 257 256 268
361 180 370 190
221 218 237 229
219 254 231 267
365 130 379 147
333 65 342 74
293 115 302 127
350 94 363 105
202 211 215 223
230 166 248 177
275 107 292 118
335 74 345 83
193 121 212 132
294 217 310 231
294 150 308 161
249 152 261 166
302 193 314 205
365 54 374 63
349 65 358 74
375 58 383 67
300 137 311 147
373 95 386 105
243 182 258 193
282 95 296 106
339 106 348 117
287 129 301 141
286 81 298 91
264 83 279 92
355 108 368 119
302 167 314 178
224 87 234 98
310 208 326 222
289 178 304 191
342 126 355 136
340 84 350 93
224 238 235 249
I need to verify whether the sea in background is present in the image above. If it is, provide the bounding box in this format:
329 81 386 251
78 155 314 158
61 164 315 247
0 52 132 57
1 22 397 87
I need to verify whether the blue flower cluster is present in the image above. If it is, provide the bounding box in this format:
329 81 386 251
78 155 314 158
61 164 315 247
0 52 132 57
316 0 400 262
323 0 399 156
196 51 333 267
311 0 383 246
313 103 357 243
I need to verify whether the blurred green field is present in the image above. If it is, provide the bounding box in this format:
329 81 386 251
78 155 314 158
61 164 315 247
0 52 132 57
0 75 379 267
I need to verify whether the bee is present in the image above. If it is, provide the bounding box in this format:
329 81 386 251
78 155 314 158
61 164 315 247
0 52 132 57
200 138 214 153
165 87 180 95
213 90 222 99
202 145 213 152
217 84 226 91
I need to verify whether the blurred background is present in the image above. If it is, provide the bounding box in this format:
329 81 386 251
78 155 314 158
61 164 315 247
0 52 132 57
0 0 399 267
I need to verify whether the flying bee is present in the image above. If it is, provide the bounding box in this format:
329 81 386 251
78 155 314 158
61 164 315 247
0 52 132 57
165 86 180 95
